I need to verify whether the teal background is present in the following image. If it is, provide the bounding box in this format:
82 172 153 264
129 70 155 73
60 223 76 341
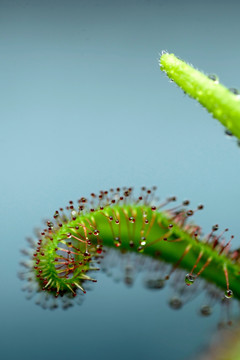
1 0 240 359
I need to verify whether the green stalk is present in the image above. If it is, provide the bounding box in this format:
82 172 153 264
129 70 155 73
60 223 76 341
160 52 240 139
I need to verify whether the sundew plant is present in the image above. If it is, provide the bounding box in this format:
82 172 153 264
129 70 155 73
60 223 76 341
20 54 240 302
19 52 240 360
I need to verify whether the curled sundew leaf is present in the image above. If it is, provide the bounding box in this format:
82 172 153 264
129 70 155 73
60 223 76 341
160 52 240 139
19 187 240 311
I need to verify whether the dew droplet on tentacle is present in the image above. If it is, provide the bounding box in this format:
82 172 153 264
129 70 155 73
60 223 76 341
225 289 233 299
114 237 121 247
185 273 196 286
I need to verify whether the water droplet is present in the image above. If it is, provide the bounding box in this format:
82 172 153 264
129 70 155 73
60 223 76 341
185 273 195 286
225 129 233 137
200 305 212 316
225 289 233 299
129 216 135 223
54 211 59 219
68 263 74 270
229 88 240 95
212 224 219 231
96 245 102 254
114 237 121 247
140 237 146 246
47 221 54 228
67 233 72 239
93 229 99 236
169 297 182 310
71 210 77 217
208 74 219 83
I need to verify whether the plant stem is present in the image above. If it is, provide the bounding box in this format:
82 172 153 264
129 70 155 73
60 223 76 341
160 52 240 139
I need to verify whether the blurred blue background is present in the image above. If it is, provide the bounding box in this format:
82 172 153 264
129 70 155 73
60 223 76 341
1 0 240 359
